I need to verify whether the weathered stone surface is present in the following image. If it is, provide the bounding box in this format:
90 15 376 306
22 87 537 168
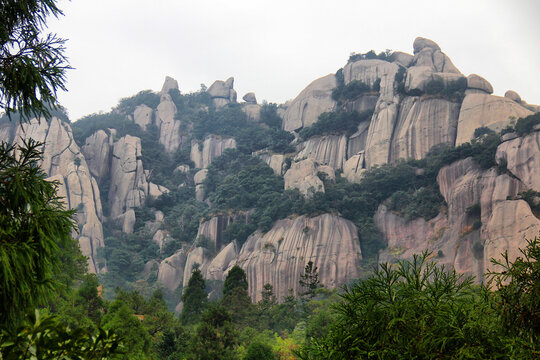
496 131 540 191
242 92 257 104
404 66 433 93
390 97 460 161
235 214 362 301
317 165 335 182
467 74 493 94
81 129 113 182
282 74 336 132
364 102 399 167
295 134 348 170
455 94 533 145
205 242 238 281
152 229 168 249
242 104 261 122
343 60 398 100
158 250 187 291
161 76 179 94
284 158 324 197
108 135 146 218
343 152 366 183
413 37 441 54
196 214 244 251
256 151 285 175
389 51 414 67
208 77 236 108
108 135 167 223
504 90 522 103
133 104 153 130
155 94 182 153
501 132 519 142
194 169 208 202
190 136 236 169
174 164 190 174
483 200 540 274
183 247 211 286
347 121 370 158
7 118 104 273
344 95 378 114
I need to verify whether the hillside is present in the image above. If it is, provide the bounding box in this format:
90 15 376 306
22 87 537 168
1 36 539 310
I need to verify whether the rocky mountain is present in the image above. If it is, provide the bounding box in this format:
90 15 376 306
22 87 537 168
2 37 539 310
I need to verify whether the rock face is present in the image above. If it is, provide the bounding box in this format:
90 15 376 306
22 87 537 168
133 104 153 130
455 94 533 145
282 74 336 132
158 250 187 291
496 131 540 192
256 151 285 175
183 247 211 286
196 214 245 251
376 149 540 281
242 92 257 104
235 214 362 301
242 104 261 122
108 135 168 227
190 135 236 169
467 74 493 94
208 77 237 108
81 129 113 182
205 242 237 281
284 158 325 197
155 93 182 153
161 76 179 94
390 97 460 161
343 151 366 183
295 134 348 170
2 118 105 273
194 169 208 202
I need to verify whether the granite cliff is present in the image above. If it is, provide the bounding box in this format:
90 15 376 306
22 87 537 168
2 37 538 311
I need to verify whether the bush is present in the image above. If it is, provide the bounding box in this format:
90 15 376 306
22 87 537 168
299 110 373 139
514 112 540 135
116 90 160 115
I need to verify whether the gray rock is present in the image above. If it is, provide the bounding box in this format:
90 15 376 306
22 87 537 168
242 92 257 104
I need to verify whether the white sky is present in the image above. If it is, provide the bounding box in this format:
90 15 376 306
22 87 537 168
47 0 540 121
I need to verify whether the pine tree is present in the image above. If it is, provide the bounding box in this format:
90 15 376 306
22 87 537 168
222 265 252 324
180 268 207 325
299 261 322 301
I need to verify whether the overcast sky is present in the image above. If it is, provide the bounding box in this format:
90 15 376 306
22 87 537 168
47 0 540 121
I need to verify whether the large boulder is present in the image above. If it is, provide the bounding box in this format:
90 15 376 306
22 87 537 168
455 93 533 145
284 158 325 197
343 151 366 184
133 104 153 130
205 242 238 281
208 77 236 108
236 214 362 301
282 74 336 132
343 59 399 100
256 151 286 175
158 250 187 291
496 131 540 191
466 74 493 94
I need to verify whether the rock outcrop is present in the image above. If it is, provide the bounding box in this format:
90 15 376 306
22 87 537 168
282 74 336 132
190 135 236 169
455 93 533 145
390 97 460 161
256 151 286 175
295 134 348 170
133 104 153 130
161 76 179 94
466 74 493 94
235 214 362 301
194 169 208 202
81 129 113 183
155 93 182 153
182 247 211 286
208 77 237 108
3 118 105 273
343 151 366 183
205 242 238 281
284 158 325 197
158 250 187 291
108 135 168 229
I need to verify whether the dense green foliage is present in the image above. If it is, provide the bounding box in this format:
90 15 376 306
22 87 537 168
181 268 208 325
299 110 373 139
298 251 539 359
0 0 70 120
514 112 540 135
423 76 467 102
0 140 77 326
348 49 393 63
